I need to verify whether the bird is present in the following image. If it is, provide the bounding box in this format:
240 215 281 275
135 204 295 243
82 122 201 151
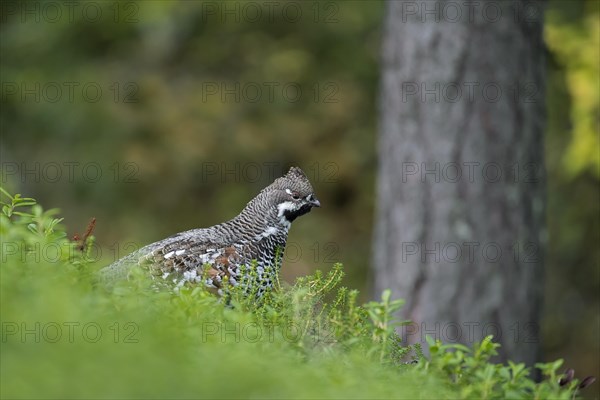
99 166 320 298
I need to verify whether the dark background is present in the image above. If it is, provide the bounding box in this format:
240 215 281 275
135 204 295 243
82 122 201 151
1 0 598 389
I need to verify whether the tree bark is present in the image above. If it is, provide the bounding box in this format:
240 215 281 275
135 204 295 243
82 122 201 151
373 0 546 366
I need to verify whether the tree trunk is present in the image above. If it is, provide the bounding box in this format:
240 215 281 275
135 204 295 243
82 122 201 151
373 0 546 366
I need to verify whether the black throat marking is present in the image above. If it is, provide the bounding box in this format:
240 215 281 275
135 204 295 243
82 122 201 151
283 204 313 223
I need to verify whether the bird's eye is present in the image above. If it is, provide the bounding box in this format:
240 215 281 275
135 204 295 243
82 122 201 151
286 188 300 200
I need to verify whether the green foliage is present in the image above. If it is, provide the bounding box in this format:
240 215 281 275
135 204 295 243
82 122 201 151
420 336 586 399
546 0 600 178
0 191 585 399
544 0 599 382
2 0 598 385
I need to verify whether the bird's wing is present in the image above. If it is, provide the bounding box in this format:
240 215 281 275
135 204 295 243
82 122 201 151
97 229 241 289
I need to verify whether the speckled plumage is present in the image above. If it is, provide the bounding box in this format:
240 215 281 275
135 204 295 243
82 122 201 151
99 167 320 297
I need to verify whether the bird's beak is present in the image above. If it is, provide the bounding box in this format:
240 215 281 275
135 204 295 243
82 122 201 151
310 197 321 208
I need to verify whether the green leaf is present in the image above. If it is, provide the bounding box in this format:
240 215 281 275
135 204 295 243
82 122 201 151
0 187 13 200
11 211 35 218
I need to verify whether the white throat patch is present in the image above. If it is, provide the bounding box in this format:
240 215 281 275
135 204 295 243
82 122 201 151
277 201 296 217
277 201 295 229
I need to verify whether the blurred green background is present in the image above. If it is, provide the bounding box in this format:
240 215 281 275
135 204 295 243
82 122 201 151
1 0 598 389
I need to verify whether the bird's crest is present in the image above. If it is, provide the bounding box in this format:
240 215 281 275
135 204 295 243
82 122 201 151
285 166 308 179
272 166 314 195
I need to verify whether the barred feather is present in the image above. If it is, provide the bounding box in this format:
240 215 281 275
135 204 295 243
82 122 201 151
99 166 320 297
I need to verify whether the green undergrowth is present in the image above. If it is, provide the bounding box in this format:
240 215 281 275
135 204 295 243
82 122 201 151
0 189 587 399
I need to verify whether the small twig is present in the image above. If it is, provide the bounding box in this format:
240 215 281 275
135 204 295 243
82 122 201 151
73 217 96 252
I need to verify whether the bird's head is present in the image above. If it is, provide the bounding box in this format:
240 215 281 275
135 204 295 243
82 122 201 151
268 167 321 224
